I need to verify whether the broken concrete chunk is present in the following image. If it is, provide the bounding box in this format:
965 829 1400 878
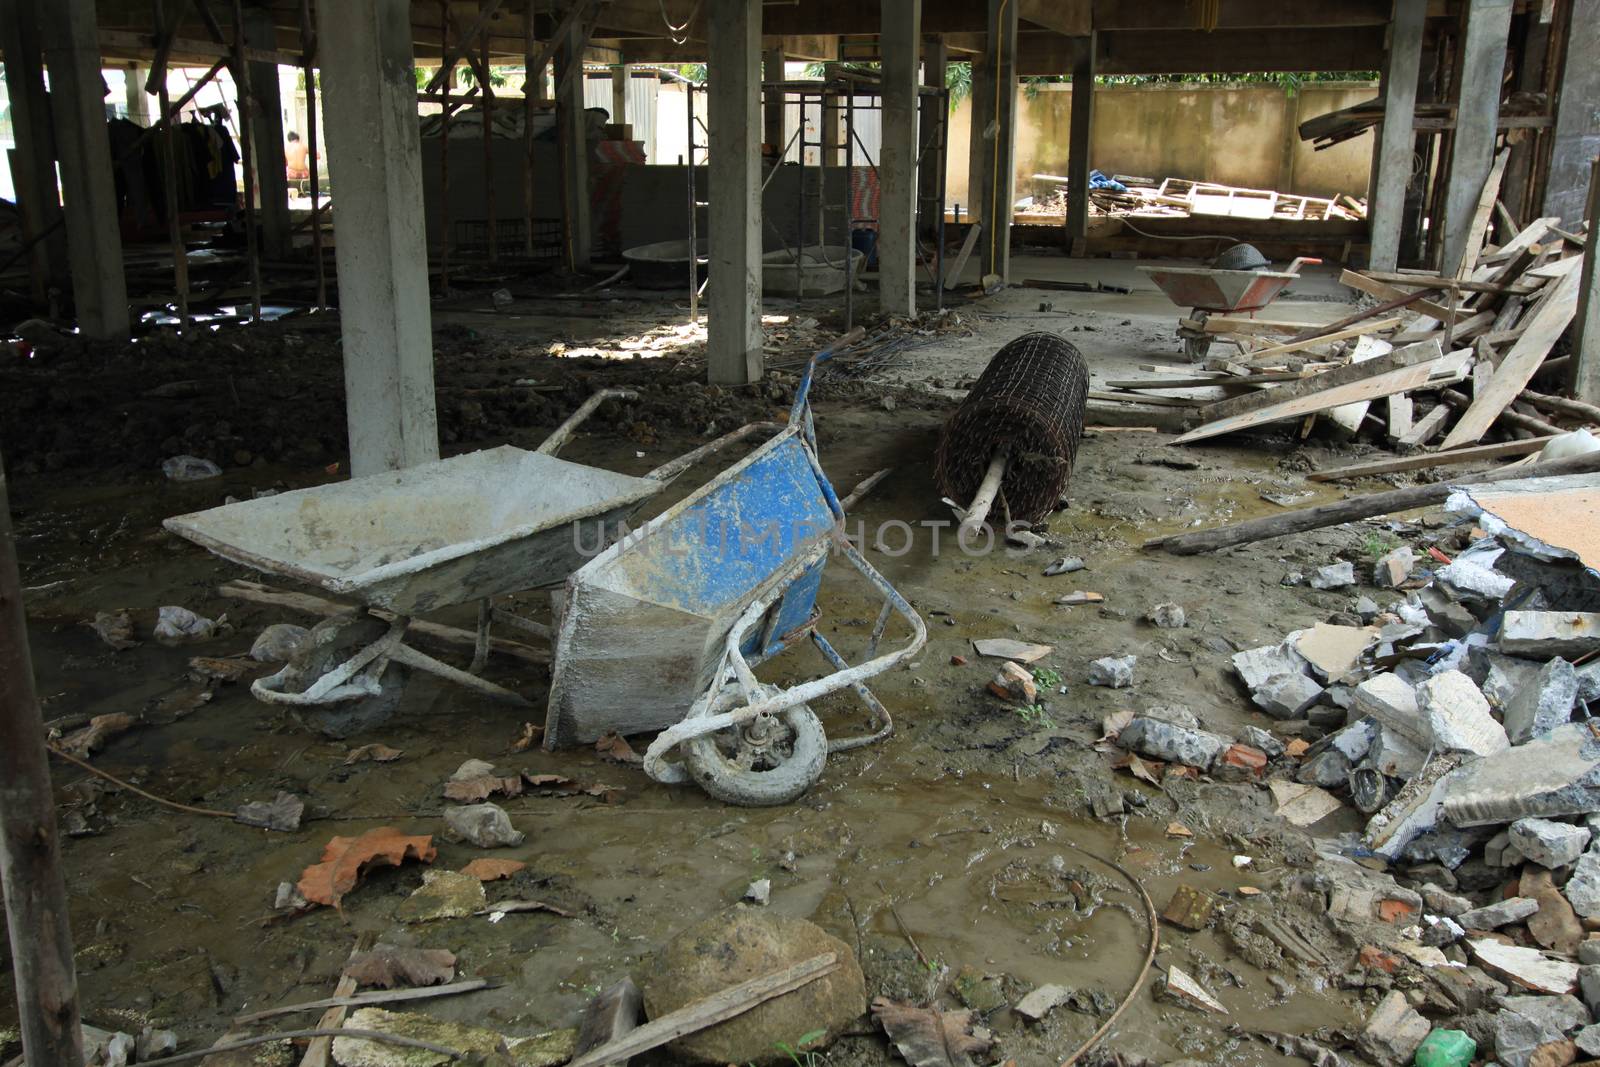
250 623 311 663
1368 726 1427 779
1118 717 1228 771
235 792 305 832
1565 854 1600 921
1358 990 1430 1064
1232 643 1310 691
1293 622 1379 681
1456 896 1540 930
973 639 1053 662
1374 546 1417 589
1251 672 1323 719
1469 939 1580 995
1013 984 1073 1023
1582 965 1600 1019
989 661 1037 703
1243 725 1285 758
744 879 771 906
1422 884 1472 918
1579 1023 1600 1058
1364 754 1466 862
395 870 487 923
442 803 524 848
1160 884 1216 931
1481 651 1542 709
1509 817 1591 869
1417 670 1508 757
333 1008 575 1067
1296 749 1354 789
1494 1006 1567 1067
1500 611 1600 659
1441 723 1600 827
1088 654 1136 689
1438 553 1515 601
1503 658 1579 745
1485 830 1527 868
1268 780 1343 827
1147 603 1186 629
1353 673 1428 747
1310 561 1356 590
1144 704 1199 729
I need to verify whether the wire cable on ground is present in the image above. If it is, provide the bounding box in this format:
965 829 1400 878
134 1030 467 1067
48 745 235 819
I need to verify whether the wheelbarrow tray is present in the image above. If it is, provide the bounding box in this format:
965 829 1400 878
1137 264 1301 314
164 445 660 615
545 428 835 747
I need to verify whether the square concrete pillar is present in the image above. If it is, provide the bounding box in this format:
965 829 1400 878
978 0 1016 281
1439 0 1512 276
316 0 439 475
763 46 786 150
1065 34 1094 251
38 0 130 338
706 0 763 385
878 0 921 317
1541 0 1600 226
1368 0 1426 272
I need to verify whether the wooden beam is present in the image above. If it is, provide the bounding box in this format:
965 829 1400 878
1439 269 1584 448
1092 0 1393 30
1092 27 1386 76
1341 269 1457 322
1241 316 1405 363
1308 436 1556 482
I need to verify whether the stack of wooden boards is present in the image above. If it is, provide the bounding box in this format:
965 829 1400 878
1021 174 1365 225
1100 201 1596 469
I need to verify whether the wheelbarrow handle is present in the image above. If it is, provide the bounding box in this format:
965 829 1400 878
535 388 640 456
1284 257 1323 277
788 325 868 426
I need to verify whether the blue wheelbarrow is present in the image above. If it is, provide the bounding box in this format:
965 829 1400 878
546 343 927 805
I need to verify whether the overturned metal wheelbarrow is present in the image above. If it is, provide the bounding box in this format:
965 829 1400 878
164 390 769 722
546 347 927 806
1138 250 1321 362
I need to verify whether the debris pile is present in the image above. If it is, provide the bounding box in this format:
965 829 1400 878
1114 470 1600 1064
1021 174 1366 224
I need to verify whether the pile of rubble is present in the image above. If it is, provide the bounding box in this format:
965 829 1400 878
1113 474 1600 1064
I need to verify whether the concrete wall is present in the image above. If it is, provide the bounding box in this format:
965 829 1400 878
946 80 1378 211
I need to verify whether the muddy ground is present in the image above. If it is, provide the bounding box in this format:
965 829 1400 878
0 260 1493 1066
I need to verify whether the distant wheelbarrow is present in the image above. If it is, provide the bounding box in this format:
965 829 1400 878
1138 252 1320 362
546 343 927 806
163 390 770 722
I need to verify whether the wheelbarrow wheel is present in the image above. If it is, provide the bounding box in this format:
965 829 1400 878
1182 333 1212 363
681 703 828 807
280 612 409 738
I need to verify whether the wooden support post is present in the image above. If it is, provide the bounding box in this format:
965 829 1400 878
918 35 947 240
1439 0 1512 277
232 0 263 322
611 65 628 125
705 0 761 384
152 0 190 326
300 0 325 308
554 19 591 271
479 2 497 263
1368 0 1425 272
820 62 841 166
244 6 290 261
524 0 538 257
762 46 785 150
439 4 453 291
979 0 1017 281
1065 33 1094 253
0 455 86 1067
0 0 69 303
1541 0 1600 226
878 0 921 317
1571 158 1600 406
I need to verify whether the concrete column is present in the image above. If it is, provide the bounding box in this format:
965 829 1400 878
1368 0 1425 272
0 2 68 299
918 34 947 239
316 0 439 475
978 0 1017 280
610 65 628 125
38 0 130 338
555 23 591 270
124 63 151 122
762 46 785 150
1571 160 1600 405
1439 0 1512 276
965 55 992 226
1065 34 1094 251
1541 0 1600 226
245 8 291 260
879 0 920 317
706 0 762 385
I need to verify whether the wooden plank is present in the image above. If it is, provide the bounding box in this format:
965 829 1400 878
1480 215 1560 265
1341 270 1457 322
1174 359 1442 445
1455 150 1509 279
1359 271 1537 296
1183 315 1321 336
1526 255 1587 280
1386 393 1413 442
1439 269 1583 448
1104 371 1306 390
1240 317 1404 364
1307 436 1556 482
1198 339 1442 424
1089 391 1199 408
1399 403 1451 447
1326 335 1392 436
944 223 982 290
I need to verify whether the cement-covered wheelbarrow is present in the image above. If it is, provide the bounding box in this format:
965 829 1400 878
163 390 771 719
545 348 927 806
1138 252 1320 362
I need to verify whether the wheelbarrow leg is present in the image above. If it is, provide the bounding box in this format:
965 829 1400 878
809 630 893 752
470 598 492 675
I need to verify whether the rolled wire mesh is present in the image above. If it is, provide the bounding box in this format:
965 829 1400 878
934 332 1089 524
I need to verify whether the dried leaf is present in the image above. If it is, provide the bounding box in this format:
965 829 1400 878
235 792 305 832
1164 764 1200 781
296 827 436 909
510 722 544 752
521 773 577 792
583 783 626 805
459 858 526 882
1165 822 1193 838
57 713 138 758
345 743 404 765
1126 754 1161 786
85 610 138 650
871 997 993 1067
342 944 456 988
154 684 214 719
1099 709 1134 741
442 775 524 803
1284 738 1310 758
594 732 642 765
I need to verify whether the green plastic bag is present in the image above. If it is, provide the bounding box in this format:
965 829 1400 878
1413 1028 1475 1067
